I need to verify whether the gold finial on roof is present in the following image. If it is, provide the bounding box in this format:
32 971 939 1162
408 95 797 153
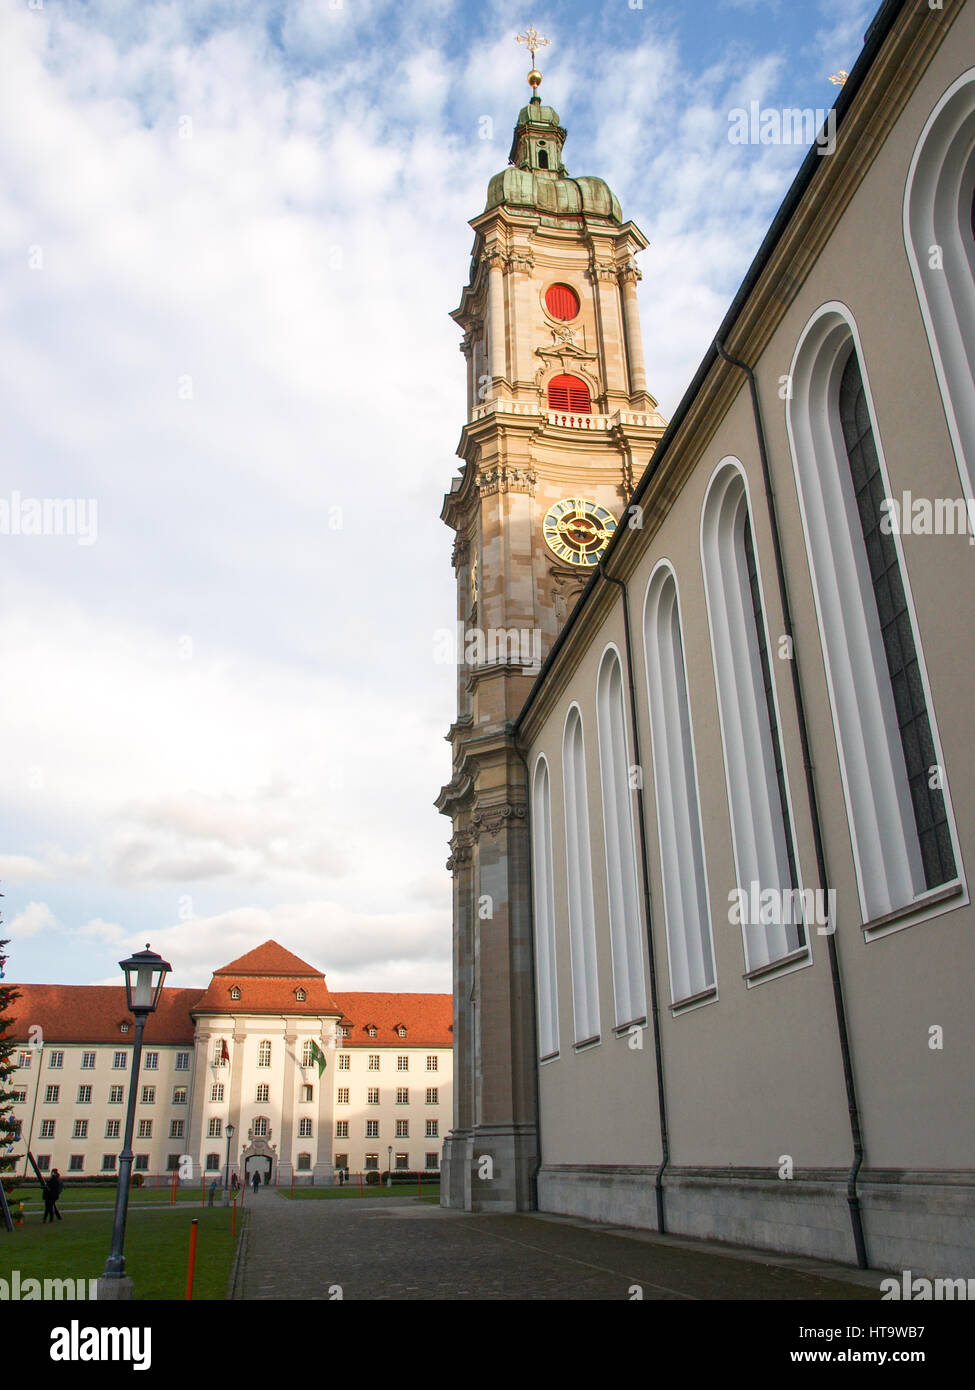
515 26 550 93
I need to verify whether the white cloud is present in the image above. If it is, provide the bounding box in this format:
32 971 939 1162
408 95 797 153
7 902 58 940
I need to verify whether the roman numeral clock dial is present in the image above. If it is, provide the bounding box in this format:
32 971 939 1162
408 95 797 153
542 498 617 566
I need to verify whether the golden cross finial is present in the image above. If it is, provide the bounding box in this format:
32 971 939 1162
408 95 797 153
515 27 550 66
828 69 849 87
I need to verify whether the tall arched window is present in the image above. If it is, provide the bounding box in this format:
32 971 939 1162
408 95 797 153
701 461 804 973
530 756 559 1059
904 69 975 497
787 307 959 923
643 565 716 1003
547 374 591 412
562 707 600 1043
596 647 647 1026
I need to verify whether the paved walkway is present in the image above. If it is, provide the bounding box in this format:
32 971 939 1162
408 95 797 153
232 1190 882 1301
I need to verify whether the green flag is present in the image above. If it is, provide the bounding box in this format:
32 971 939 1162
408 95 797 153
308 1039 327 1077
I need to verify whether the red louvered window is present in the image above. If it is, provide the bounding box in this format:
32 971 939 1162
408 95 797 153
545 283 580 321
547 374 591 413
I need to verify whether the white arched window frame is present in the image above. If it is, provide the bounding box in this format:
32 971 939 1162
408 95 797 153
904 69 975 499
562 705 601 1044
595 645 647 1027
786 303 963 931
701 459 806 976
530 754 559 1060
643 563 716 1006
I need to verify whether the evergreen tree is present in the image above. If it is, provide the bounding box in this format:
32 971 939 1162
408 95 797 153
0 922 22 1175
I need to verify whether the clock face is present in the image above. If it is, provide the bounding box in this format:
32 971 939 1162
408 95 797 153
543 497 617 567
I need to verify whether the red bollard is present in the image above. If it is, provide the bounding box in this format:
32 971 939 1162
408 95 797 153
185 1219 199 1300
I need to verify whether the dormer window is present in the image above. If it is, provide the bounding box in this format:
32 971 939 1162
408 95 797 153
119 1023 129 1034
366 1026 377 1038
295 987 306 1002
230 986 241 1001
397 1026 407 1039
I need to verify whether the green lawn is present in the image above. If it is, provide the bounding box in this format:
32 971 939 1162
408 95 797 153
0 1205 239 1300
7 1186 179 1212
289 1182 441 1200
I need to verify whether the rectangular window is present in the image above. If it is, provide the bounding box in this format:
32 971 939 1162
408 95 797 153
258 1041 271 1068
368 1055 380 1070
134 1155 149 1171
210 1084 224 1103
335 1120 349 1138
364 1153 378 1170
109 1085 125 1104
298 1118 313 1137
425 1088 439 1104
301 1040 314 1067
395 1153 408 1171
172 1087 187 1105
336 1088 349 1104
166 1154 181 1172
105 1120 120 1139
69 1155 84 1172
11 1089 26 1103
77 1085 92 1104
40 1120 56 1139
426 1119 439 1138
138 1120 152 1139
367 1088 379 1105
143 1052 159 1071
81 1052 96 1070
426 1056 438 1071
425 1152 439 1170
44 1085 59 1104
396 1120 409 1138
256 1083 269 1103
102 1155 117 1171
397 1055 409 1071
170 1120 184 1139
208 1118 222 1138
338 1053 350 1071
113 1052 127 1070
334 1153 348 1170
300 1084 313 1103
141 1086 156 1105
206 1154 220 1171
296 1152 311 1171
366 1120 379 1137
49 1051 64 1069
18 1052 31 1069
396 1088 408 1105
175 1052 190 1071
36 1155 50 1172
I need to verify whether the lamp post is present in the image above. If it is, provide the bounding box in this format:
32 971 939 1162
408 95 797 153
223 1122 235 1205
97 945 171 1301
387 1145 392 1189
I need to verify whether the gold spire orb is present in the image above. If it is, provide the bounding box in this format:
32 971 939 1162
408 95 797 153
528 67 542 91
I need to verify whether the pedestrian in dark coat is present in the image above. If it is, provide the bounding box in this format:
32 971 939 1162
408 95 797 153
42 1169 63 1223
251 1169 260 1195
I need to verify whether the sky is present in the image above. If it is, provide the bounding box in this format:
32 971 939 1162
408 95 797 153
0 0 877 992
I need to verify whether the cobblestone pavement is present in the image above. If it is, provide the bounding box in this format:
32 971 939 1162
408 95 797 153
233 1190 882 1301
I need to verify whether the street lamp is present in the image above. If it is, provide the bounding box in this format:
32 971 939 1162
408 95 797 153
97 945 171 1301
387 1145 392 1189
223 1122 235 1205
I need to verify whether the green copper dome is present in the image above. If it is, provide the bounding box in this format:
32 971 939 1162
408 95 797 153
486 94 623 223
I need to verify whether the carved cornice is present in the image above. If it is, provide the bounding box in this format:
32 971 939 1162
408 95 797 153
506 251 535 274
618 261 642 287
483 248 506 272
589 263 619 284
446 828 475 873
451 536 470 569
471 802 527 841
475 464 536 497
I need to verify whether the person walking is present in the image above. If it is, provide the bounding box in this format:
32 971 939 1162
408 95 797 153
42 1169 63 1223
251 1169 260 1196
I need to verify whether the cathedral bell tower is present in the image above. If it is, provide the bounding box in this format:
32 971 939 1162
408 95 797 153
436 42 666 1213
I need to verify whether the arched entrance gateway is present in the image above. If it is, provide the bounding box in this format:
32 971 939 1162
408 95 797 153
241 1137 276 1187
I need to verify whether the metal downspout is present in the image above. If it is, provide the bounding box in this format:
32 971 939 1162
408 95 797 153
714 338 868 1269
599 563 669 1233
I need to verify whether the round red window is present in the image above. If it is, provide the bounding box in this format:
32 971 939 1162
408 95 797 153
545 283 580 321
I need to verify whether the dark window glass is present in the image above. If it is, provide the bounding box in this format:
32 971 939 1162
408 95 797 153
838 349 956 889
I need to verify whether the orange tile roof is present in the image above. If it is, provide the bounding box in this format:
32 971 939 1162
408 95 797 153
331 992 453 1047
5 985 202 1046
3 944 453 1045
193 939 342 1017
